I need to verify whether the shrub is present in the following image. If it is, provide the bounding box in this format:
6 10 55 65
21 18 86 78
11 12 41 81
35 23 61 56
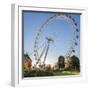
24 70 54 77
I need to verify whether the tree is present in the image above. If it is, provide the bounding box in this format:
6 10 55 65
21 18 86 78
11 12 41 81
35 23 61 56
71 55 80 71
24 53 30 60
58 56 65 70
24 53 32 72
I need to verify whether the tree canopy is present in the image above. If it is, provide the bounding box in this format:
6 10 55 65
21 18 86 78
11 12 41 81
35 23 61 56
58 56 65 69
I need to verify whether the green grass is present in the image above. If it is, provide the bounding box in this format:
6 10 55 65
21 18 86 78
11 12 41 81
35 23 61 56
53 71 80 76
24 70 80 77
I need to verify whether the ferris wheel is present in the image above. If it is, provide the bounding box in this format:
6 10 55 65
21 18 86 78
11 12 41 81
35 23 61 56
33 13 79 67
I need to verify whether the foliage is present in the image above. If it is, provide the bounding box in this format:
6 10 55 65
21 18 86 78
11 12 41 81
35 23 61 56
24 70 54 77
24 55 80 77
66 55 80 71
71 55 80 71
58 56 65 69
24 53 30 59
24 53 32 72
24 69 80 77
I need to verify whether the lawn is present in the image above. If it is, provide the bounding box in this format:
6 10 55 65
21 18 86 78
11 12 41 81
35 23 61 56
24 70 80 77
53 71 80 76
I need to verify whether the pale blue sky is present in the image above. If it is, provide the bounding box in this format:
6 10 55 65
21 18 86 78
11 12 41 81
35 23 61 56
23 11 80 64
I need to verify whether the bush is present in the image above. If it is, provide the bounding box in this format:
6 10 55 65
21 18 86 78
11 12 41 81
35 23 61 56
24 70 54 77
